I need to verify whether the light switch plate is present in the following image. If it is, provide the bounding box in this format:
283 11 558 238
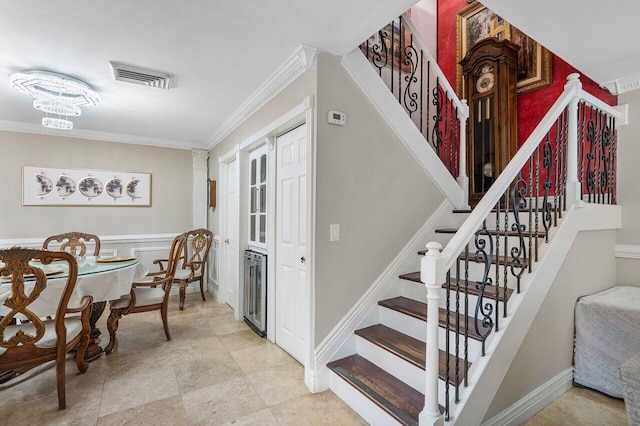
330 224 340 242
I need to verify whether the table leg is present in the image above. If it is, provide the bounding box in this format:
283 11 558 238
83 301 107 362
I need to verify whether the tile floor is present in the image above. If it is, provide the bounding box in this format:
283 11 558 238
0 294 365 426
0 293 629 425
525 386 627 425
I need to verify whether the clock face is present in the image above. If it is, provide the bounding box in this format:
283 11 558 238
476 72 495 93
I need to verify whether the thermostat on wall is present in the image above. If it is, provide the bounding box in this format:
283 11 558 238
328 110 346 126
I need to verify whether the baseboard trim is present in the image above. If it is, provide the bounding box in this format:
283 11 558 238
312 200 452 391
482 368 574 426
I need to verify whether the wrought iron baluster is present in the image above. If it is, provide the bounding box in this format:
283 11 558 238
444 270 451 421
535 146 540 261
542 135 553 242
432 80 443 152
586 106 596 203
398 17 402 105
600 111 611 204
473 220 494 356
578 102 587 201
554 118 560 226
445 269 451 421
419 51 424 134
561 109 568 214
503 189 509 313
426 62 431 146
528 157 533 273
464 244 469 387
402 35 419 118
495 198 500 332
370 28 389 76
511 174 528 294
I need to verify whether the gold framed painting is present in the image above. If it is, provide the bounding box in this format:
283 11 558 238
456 2 552 96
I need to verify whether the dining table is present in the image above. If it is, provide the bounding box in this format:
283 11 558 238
0 255 147 381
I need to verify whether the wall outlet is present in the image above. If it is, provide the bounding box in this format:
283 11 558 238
330 224 340 242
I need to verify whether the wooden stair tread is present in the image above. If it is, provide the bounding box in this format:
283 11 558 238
398 272 513 301
328 354 426 426
355 324 467 385
378 296 489 340
435 228 545 238
452 207 539 214
415 250 529 267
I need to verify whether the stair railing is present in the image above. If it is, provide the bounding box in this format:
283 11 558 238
419 74 620 425
361 13 470 204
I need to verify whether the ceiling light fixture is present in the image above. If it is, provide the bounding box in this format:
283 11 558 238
9 70 100 130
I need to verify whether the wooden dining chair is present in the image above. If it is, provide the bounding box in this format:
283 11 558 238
43 232 101 257
0 248 92 410
105 233 186 354
155 228 213 310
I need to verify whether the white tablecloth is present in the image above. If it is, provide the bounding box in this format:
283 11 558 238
0 257 148 318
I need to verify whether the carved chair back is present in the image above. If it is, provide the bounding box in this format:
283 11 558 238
165 233 188 280
0 248 78 356
181 228 213 276
43 232 101 257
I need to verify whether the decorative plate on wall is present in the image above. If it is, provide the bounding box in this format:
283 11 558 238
35 174 53 197
126 179 142 199
56 175 76 198
105 178 123 199
78 176 104 198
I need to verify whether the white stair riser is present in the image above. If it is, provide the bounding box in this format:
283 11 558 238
355 336 453 402
329 370 402 426
378 305 483 361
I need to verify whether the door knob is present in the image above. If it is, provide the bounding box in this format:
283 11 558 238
224 239 230 244
300 256 306 264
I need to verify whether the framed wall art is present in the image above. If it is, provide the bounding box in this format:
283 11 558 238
23 166 151 206
456 2 552 95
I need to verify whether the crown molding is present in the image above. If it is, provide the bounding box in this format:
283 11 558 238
601 73 640 95
0 119 200 151
205 44 318 150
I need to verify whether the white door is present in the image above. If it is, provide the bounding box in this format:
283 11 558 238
224 160 239 311
275 124 307 363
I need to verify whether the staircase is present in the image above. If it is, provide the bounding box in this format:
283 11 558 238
328 204 552 425
324 12 622 426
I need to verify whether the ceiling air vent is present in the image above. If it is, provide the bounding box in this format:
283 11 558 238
109 62 172 89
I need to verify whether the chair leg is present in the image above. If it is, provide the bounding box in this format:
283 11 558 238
56 346 66 410
199 276 206 301
161 302 171 341
105 309 122 355
179 282 186 310
75 310 91 373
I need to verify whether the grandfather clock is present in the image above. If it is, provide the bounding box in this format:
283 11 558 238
460 38 519 204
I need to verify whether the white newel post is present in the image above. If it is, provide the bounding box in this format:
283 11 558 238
419 242 445 426
192 150 209 229
564 73 583 206
457 99 470 209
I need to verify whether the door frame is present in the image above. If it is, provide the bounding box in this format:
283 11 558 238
218 149 242 318
217 95 316 389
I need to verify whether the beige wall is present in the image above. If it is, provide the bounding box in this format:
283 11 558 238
616 91 640 285
207 69 317 232
0 131 192 238
484 229 618 421
314 52 445 344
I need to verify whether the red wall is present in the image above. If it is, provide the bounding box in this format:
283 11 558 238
437 0 617 146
